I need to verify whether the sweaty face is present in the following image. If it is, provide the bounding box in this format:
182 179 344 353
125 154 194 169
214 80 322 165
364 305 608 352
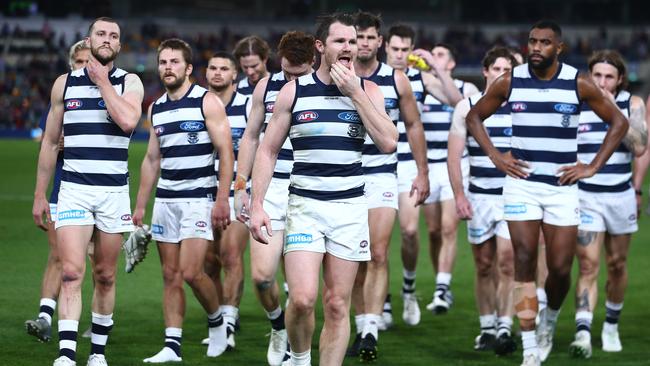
355 27 381 63
590 62 621 94
431 46 454 72
483 57 513 86
527 28 560 70
88 20 121 65
239 55 267 85
71 49 90 71
317 22 357 70
280 57 313 81
157 48 191 91
207 57 237 91
385 36 412 71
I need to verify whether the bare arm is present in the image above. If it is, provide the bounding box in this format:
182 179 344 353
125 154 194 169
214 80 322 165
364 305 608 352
235 77 268 182
132 105 160 226
632 96 650 208
204 92 234 230
622 95 648 157
32 74 66 230
87 58 143 134
447 99 472 218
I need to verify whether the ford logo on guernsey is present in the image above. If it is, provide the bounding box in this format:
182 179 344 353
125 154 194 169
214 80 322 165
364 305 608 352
98 100 106 108
554 103 577 114
66 99 83 110
297 111 319 122
154 126 165 136
338 112 360 122
180 121 205 131
385 99 398 109
511 102 527 112
503 127 513 137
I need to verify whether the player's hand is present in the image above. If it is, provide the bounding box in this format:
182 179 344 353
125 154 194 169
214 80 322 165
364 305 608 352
249 202 272 244
410 172 430 206
411 49 443 75
330 62 362 97
132 206 145 227
493 151 529 179
86 56 111 88
557 162 596 185
234 189 250 223
211 198 231 231
454 193 473 220
32 196 51 231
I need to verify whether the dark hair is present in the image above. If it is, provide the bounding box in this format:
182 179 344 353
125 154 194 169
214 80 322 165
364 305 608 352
278 31 315 66
433 42 457 62
482 46 519 70
233 36 270 61
588 49 628 92
157 38 193 65
315 12 356 42
530 20 562 38
387 24 415 45
354 11 382 33
87 16 119 36
210 51 237 68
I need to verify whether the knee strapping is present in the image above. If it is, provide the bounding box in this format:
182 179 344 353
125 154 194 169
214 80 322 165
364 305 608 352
514 282 538 321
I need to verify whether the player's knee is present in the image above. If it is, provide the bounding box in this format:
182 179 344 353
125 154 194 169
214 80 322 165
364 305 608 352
181 267 202 286
440 223 457 240
370 247 388 265
606 254 627 277
254 278 274 293
475 255 493 278
400 224 419 242
220 249 243 270
162 264 181 286
578 257 599 279
290 292 316 315
323 293 348 322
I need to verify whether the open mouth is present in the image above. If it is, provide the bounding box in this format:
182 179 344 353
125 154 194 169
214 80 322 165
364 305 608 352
338 56 351 67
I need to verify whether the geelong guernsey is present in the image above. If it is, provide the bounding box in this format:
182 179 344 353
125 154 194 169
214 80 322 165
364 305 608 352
289 72 367 200
216 91 249 196
263 71 294 180
151 84 217 201
396 67 426 162
236 77 255 99
62 67 131 190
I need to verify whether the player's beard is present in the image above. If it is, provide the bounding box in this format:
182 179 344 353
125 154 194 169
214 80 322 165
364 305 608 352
529 54 555 70
91 45 118 65
209 80 231 93
356 50 376 64
163 73 186 92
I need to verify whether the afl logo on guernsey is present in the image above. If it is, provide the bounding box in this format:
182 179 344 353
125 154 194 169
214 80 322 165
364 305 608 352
554 103 577 114
297 111 319 122
265 102 275 113
66 99 83 110
511 102 527 112
578 124 592 133
338 112 360 122
154 126 165 136
180 121 205 131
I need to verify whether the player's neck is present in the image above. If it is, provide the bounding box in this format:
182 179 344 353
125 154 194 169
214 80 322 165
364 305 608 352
316 65 333 84
248 72 268 87
211 85 236 106
166 80 192 101
354 58 380 78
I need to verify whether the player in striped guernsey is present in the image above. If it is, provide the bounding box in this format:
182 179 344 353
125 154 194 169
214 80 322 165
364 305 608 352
133 39 233 363
201 51 251 350
466 21 628 366
448 47 518 355
26 40 91 345
570 50 648 358
383 23 466 329
33 17 144 366
234 30 315 366
233 36 270 98
249 13 397 366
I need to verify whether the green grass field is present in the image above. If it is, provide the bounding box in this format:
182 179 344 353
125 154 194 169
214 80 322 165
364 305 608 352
1 138 649 365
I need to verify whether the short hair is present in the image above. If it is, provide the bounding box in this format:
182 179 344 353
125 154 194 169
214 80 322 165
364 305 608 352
588 49 628 92
87 16 119 36
530 20 562 38
157 38 193 65
354 11 382 33
68 40 90 69
315 12 356 42
233 36 270 62
277 31 315 66
482 46 519 70
210 51 237 68
433 43 457 62
387 24 415 45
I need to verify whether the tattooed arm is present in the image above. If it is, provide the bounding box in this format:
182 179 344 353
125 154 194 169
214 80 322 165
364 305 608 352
622 95 648 157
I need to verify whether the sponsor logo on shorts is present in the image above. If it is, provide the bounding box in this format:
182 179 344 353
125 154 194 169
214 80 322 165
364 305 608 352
382 192 394 198
58 209 86 221
286 233 313 245
180 121 205 131
154 126 165 136
66 99 83 110
121 214 132 221
554 103 577 114
338 111 360 123
296 111 319 122
152 224 164 234
98 99 106 108
360 240 368 248
195 221 208 228
511 102 527 112
187 132 199 144
580 212 594 224
468 228 486 237
385 99 398 109
347 124 362 138
628 214 636 221
265 102 275 113
504 204 527 214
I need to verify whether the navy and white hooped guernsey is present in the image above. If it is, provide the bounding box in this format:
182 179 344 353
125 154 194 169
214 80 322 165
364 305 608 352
151 84 217 201
362 62 399 175
215 91 249 196
396 67 426 162
289 72 367 200
467 93 512 195
263 71 294 180
578 90 632 192
236 78 255 99
62 67 131 190
420 79 466 164
508 63 581 186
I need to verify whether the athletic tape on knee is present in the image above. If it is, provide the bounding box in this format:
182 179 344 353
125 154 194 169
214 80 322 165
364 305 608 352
514 282 537 321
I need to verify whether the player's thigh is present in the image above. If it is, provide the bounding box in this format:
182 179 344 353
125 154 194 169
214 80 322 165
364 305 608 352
284 250 324 303
179 238 210 274
250 230 284 280
92 229 124 273
422 201 441 232
322 253 359 300
368 207 396 257
57 225 94 272
542 223 578 271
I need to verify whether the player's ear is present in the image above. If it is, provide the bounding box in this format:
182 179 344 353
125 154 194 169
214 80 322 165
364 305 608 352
315 39 325 54
186 63 193 76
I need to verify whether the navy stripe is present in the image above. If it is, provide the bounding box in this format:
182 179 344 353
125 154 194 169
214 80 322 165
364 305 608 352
91 323 112 336
470 166 506 178
278 148 294 160
63 122 130 137
422 104 453 113
512 148 576 164
514 126 577 139
578 180 631 193
578 143 629 154
273 172 290 179
486 126 512 136
292 136 362 151
526 174 567 186
363 144 383 155
64 147 128 161
67 70 124 87
423 123 451 131
427 141 448 149
289 185 364 200
298 84 348 97
511 77 577 91
160 143 213 158
398 133 409 142
291 109 362 125
155 186 216 199
292 162 362 177
153 97 203 114
467 146 510 156
428 157 447 163
161 166 216 180
49 156 63 204
63 98 107 112
208 315 224 328
469 184 503 195
363 163 397 174
59 330 77 341
597 163 631 174
398 152 414 161
59 348 76 361
581 101 628 112
62 170 128 186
